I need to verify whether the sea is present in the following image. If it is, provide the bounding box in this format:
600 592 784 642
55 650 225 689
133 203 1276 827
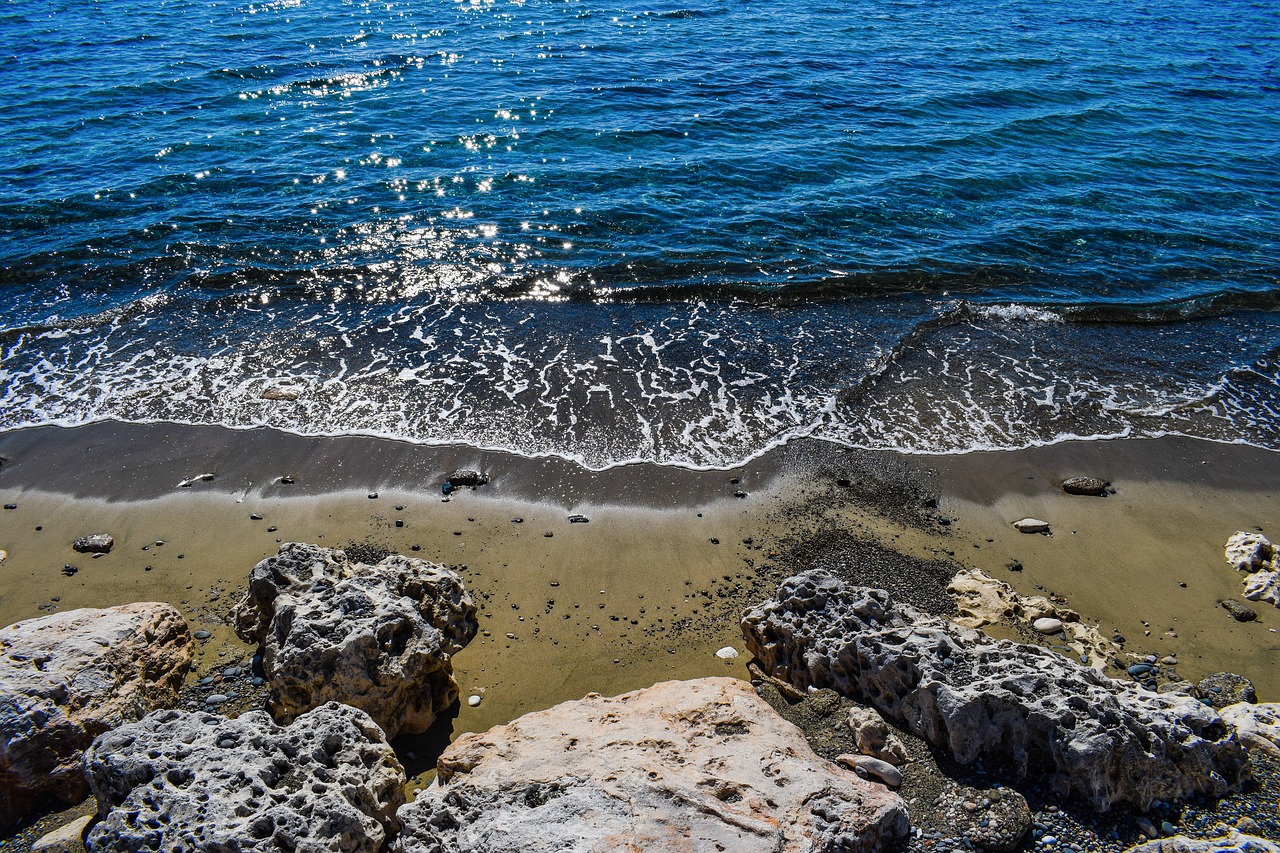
2 0 1279 470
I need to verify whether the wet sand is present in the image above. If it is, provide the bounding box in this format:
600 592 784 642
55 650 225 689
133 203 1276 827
1 422 1277 784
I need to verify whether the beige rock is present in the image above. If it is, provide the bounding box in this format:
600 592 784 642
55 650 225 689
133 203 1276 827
396 677 909 852
1219 702 1280 758
1013 518 1051 534
835 753 902 787
1224 531 1275 573
30 814 92 853
1241 570 1280 606
0 603 193 830
847 704 908 765
1123 831 1280 853
948 569 1118 671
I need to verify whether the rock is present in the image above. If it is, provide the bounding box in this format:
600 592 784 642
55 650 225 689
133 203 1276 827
85 703 404 852
1196 672 1256 709
395 678 908 852
846 705 908 765
71 533 113 554
741 571 1247 812
714 646 739 660
835 753 902 787
467 695 482 707
1241 570 1280 606
0 603 192 830
0 550 7 563
567 514 589 524
1012 518 1051 534
445 469 488 489
1224 531 1275 573
1033 617 1064 634
1062 476 1109 496
1221 599 1258 622
193 629 211 640
30 814 92 852
932 784 1032 852
233 543 478 739
1218 702 1280 758
1122 831 1280 853
260 385 301 401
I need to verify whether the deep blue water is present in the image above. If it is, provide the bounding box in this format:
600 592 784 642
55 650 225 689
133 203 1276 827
2 0 1279 467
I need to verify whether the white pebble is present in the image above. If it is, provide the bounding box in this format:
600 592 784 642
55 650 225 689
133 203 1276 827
1033 617 1064 634
468 695 482 707
715 646 739 660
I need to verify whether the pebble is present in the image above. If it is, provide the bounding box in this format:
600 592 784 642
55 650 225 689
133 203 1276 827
1033 617 1064 634
193 630 211 640
249 513 263 520
2 504 16 510
1222 599 1258 622
835 754 902 787
715 646 739 660
468 695 482 707
1128 664 1153 677
204 694 230 705
368 492 378 499
568 514 590 523
223 666 242 678
511 517 524 523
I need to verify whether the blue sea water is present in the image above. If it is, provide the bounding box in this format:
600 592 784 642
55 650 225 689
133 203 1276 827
2 0 1279 468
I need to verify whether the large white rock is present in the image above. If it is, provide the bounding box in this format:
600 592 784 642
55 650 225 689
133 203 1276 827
1123 831 1280 853
1224 531 1276 573
742 571 1247 812
234 543 478 739
1219 702 1280 758
1241 570 1280 606
0 603 192 830
396 677 909 852
85 703 406 853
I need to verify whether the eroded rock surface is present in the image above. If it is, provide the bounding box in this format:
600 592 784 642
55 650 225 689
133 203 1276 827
742 571 1246 812
86 702 405 853
396 677 908 853
0 603 192 830
1123 832 1280 853
1224 532 1280 607
1219 702 1280 758
234 543 477 738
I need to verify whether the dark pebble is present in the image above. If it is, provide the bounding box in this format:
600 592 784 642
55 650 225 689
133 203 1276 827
395 505 404 511
61 565 78 576
734 491 748 498
938 517 951 526
204 694 230 705
144 565 153 571
1128 664 1153 676
1009 561 1023 572
568 515 589 523
710 538 719 545
544 532 553 538
34 526 41 531
368 492 378 499
3 504 16 510
410 545 420 551
199 676 215 686
511 518 524 524
267 526 277 532
193 630 211 639
395 520 404 527
223 666 242 678
280 476 295 484
249 513 263 520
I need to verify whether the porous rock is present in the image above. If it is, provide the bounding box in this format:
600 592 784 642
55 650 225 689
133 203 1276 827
1220 599 1258 622
1062 476 1109 496
741 571 1247 812
1224 532 1275 573
234 543 477 739
1123 832 1280 853
395 677 909 853
1241 570 1280 606
1196 672 1256 709
71 534 113 554
85 703 405 852
846 704 908 765
445 469 488 488
932 784 1032 852
0 603 192 830
1218 702 1280 758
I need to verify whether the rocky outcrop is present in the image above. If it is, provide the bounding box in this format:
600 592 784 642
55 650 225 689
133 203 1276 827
1123 832 1280 853
1219 702 1280 758
233 543 478 739
86 702 405 852
0 603 192 830
396 677 909 853
1224 531 1280 606
741 571 1247 812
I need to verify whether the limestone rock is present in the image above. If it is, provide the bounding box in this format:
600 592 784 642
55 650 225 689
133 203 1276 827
234 543 478 739
1123 832 1280 853
1012 518 1051 534
0 603 192 830
1241 570 1280 606
846 705 908 765
395 677 909 853
70 534 113 554
1224 532 1275 573
1219 702 1280 758
1062 476 1109 496
85 703 405 852
30 814 92 853
834 753 902 787
947 569 1117 672
932 784 1031 852
1197 672 1256 709
741 571 1247 812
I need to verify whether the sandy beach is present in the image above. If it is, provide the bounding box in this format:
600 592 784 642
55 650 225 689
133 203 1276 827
2 422 1278 845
